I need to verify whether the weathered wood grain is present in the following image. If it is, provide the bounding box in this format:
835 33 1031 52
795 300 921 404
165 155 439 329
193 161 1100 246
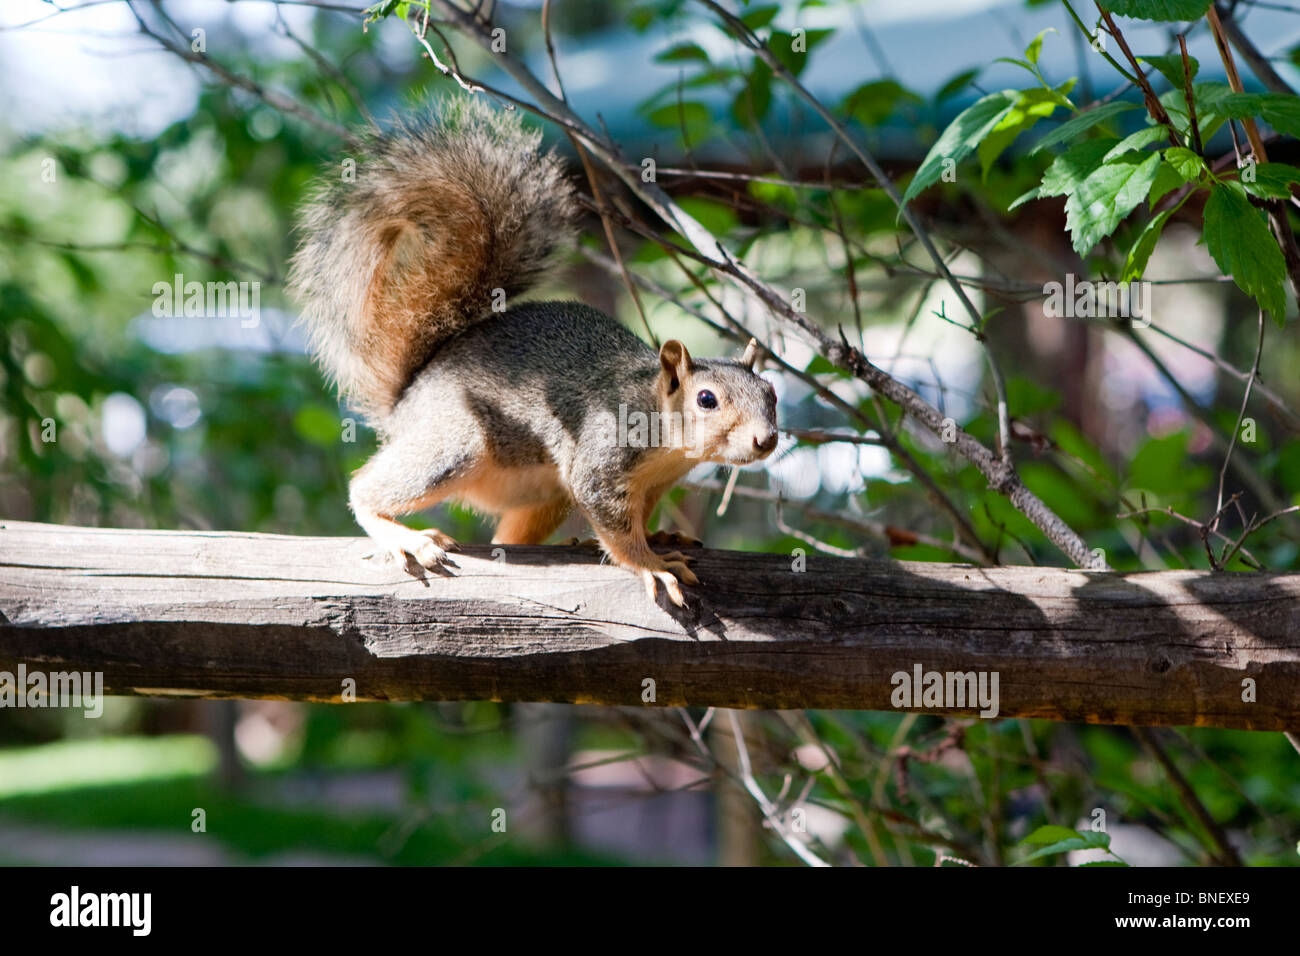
1 520 1297 729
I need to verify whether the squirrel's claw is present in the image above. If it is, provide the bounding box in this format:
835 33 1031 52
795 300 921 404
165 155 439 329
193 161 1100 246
642 558 699 607
644 568 686 607
664 559 699 587
396 529 459 572
420 528 460 552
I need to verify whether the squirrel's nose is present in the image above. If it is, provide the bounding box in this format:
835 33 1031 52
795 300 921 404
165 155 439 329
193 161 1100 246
754 430 778 455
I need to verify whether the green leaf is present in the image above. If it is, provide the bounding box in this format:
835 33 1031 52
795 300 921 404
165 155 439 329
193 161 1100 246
740 4 780 30
1104 124 1171 160
1026 28 1056 65
1164 146 1204 181
1215 92 1300 139
1202 181 1289 323
1008 185 1041 210
1129 431 1211 495
767 28 834 78
978 87 1066 180
1159 83 1228 143
1241 161 1300 200
902 90 1019 204
1031 101 1139 154
677 196 738 237
935 68 979 103
731 67 772 126
1148 158 1189 207
1103 0 1212 20
1140 53 1199 89
294 405 341 448
1123 207 1174 282
362 0 407 25
1019 833 1111 864
1039 138 1120 197
646 101 712 147
1064 151 1162 254
1017 826 1111 865
655 42 710 64
843 80 921 127
1021 824 1087 845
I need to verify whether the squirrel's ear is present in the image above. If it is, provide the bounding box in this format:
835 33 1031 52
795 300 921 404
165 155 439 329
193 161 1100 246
658 339 692 393
740 337 759 369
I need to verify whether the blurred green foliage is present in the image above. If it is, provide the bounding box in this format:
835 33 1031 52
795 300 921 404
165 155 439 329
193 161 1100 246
0 0 1297 866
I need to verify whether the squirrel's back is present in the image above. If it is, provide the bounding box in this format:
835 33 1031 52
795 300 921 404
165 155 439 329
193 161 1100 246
287 99 578 420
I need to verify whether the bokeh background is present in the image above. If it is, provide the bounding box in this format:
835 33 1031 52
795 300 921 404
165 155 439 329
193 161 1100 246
1 0 1298 865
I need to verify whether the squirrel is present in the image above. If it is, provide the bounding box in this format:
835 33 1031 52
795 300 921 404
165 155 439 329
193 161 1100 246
287 98 779 606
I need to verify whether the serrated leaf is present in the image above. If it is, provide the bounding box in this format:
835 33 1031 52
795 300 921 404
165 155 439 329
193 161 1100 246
1123 207 1174 281
1164 146 1204 181
978 87 1066 180
1064 151 1162 254
902 90 1019 204
1031 101 1139 154
1105 124 1171 160
1215 92 1300 140
1140 53 1199 89
1203 181 1288 323
1104 0 1212 20
1039 138 1120 196
1241 161 1300 200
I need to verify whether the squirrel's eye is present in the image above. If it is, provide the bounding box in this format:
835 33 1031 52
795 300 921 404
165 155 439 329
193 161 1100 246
696 389 718 410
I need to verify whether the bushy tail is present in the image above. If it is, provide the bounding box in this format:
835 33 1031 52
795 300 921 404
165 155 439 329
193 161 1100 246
287 98 578 419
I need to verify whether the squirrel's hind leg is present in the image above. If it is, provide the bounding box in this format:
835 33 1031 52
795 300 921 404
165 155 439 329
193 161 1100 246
350 445 468 574
492 498 571 546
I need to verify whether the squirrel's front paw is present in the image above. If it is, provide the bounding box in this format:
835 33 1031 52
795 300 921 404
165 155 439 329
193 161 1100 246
393 528 459 573
640 556 699 607
646 529 703 549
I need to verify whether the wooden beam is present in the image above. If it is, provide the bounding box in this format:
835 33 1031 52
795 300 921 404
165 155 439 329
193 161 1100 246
0 521 1296 729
